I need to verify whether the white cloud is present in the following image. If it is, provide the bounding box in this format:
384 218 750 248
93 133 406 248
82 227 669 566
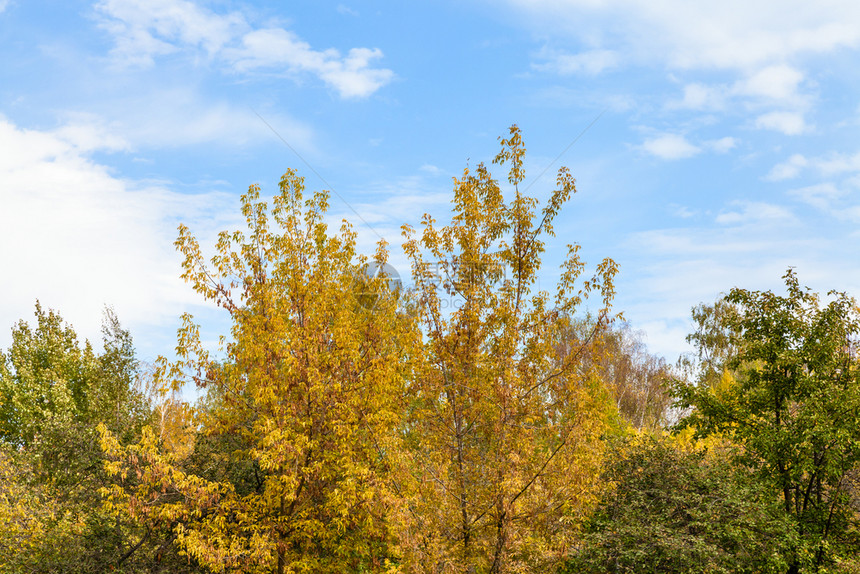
755 111 807 135
616 218 860 359
814 151 860 175
706 136 736 154
670 204 696 218
531 85 635 111
0 115 238 354
419 164 442 175
98 87 315 149
672 66 805 114
337 4 359 17
674 64 805 108
641 133 700 160
840 205 860 222
51 113 131 153
96 0 243 66
715 200 795 225
532 48 620 75
673 82 726 110
768 150 860 182
639 134 734 160
513 1 849 137
766 153 808 181
787 182 860 223
95 0 394 98
228 29 394 98
668 66 807 127
734 64 804 100
846 173 860 189
0 1 9 14
789 182 844 211
322 175 454 276
37 84 315 153
508 1 860 72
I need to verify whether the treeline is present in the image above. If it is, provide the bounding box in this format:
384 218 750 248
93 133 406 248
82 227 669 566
1 127 859 573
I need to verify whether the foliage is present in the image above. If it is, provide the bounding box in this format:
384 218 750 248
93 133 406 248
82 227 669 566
566 434 790 573
0 305 193 573
397 125 618 573
674 270 860 572
0 302 98 448
585 322 674 430
16 131 860 574
679 299 741 393
101 170 413 573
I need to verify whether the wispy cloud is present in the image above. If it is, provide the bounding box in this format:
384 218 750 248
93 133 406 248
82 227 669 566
50 112 131 153
766 153 808 181
95 0 394 98
755 111 807 135
734 64 805 101
671 65 807 114
639 133 736 160
617 217 857 358
532 47 620 75
789 182 845 211
95 87 315 149
669 204 697 218
767 150 860 181
705 136 736 154
95 0 243 66
641 133 700 160
788 182 860 223
337 4 359 17
509 1 860 71
715 200 795 225
512 1 839 141
322 174 454 274
814 151 860 176
226 29 393 98
672 82 727 110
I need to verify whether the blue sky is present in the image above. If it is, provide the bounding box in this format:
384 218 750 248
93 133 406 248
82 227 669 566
2 0 860 363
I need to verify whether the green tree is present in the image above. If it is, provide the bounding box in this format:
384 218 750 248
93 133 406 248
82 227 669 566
0 304 192 573
0 303 145 447
397 125 618 573
675 270 860 572
0 303 147 497
0 301 95 448
567 435 790 573
101 170 413 573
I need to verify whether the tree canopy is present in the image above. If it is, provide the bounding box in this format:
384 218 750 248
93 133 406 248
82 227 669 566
3 128 859 574
101 170 413 573
397 125 619 573
675 270 860 572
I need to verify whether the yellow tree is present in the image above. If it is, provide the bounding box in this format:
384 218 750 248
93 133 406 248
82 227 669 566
101 170 414 573
397 126 619 573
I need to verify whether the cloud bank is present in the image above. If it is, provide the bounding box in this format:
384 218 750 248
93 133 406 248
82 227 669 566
0 115 237 354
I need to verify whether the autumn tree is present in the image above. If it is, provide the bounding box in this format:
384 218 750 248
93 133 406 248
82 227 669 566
101 170 414 573
678 298 741 394
675 270 860 573
397 125 618 573
579 321 674 430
